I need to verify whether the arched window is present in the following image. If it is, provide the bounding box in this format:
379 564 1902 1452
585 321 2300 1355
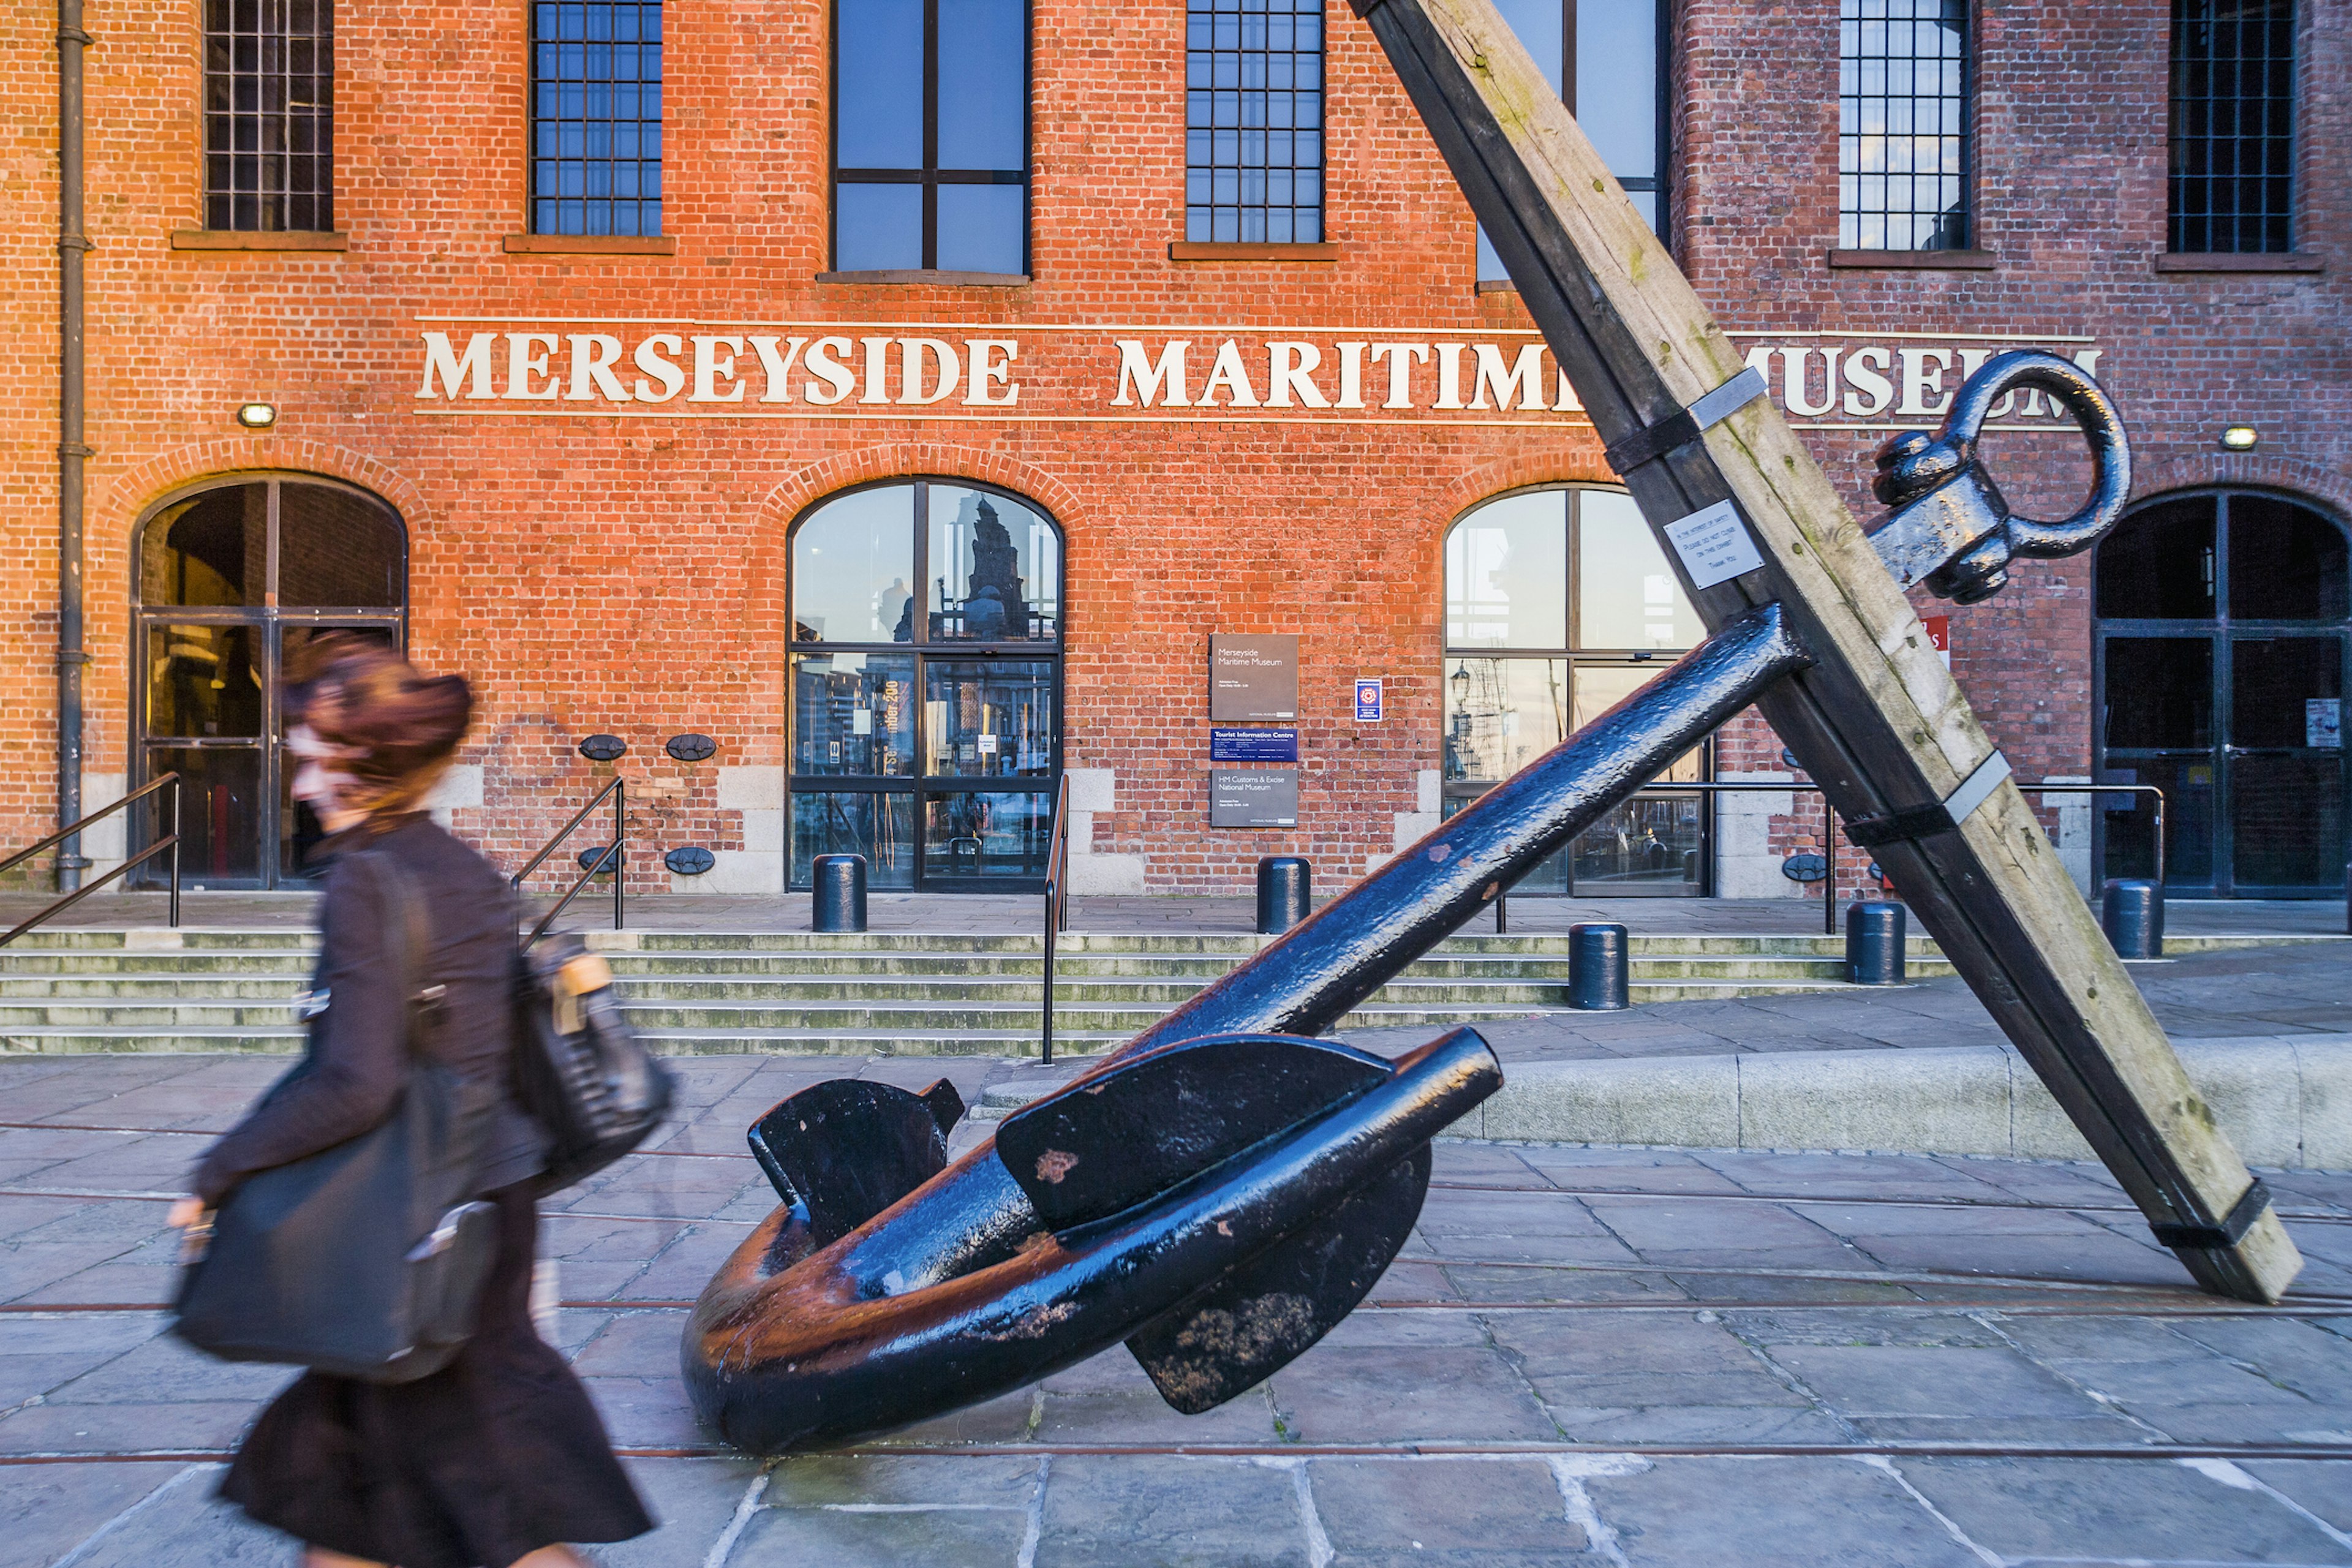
135 476 407 886
789 478 1062 889
2094 488 2348 895
1441 484 1709 895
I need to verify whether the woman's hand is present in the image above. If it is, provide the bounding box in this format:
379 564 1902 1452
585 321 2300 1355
167 1196 206 1229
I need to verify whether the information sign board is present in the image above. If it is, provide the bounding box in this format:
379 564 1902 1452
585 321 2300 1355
1210 727 1300 763
1210 635 1300 720
1355 679 1384 722
1209 769 1298 828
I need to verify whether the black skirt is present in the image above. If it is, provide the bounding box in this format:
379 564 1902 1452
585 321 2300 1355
221 1184 655 1568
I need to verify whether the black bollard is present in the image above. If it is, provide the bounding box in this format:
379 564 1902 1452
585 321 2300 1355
1846 901 1907 984
1567 922 1630 1010
1256 857 1311 935
2103 878 2164 959
812 854 869 933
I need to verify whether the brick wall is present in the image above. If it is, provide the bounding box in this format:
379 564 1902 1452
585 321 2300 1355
0 0 2343 895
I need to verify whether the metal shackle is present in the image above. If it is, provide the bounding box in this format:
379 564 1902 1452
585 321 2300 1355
1865 350 2134 605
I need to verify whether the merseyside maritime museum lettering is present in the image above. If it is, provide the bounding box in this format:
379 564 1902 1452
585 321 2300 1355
412 325 2103 428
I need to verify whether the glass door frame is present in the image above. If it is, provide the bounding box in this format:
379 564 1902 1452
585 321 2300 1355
129 475 409 891
1439 483 1713 897
2092 488 2352 898
785 477 1065 894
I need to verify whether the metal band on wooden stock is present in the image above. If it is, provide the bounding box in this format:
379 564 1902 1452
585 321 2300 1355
1601 367 1771 476
2151 1180 2275 1251
1842 752 2013 848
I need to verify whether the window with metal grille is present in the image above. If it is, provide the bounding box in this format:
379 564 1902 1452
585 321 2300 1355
531 1 663 237
1478 0 1670 281
1838 0 1969 251
202 0 334 232
2169 0 2296 253
832 0 1030 275
1185 0 1324 244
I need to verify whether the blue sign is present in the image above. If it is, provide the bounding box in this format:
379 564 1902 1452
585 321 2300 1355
1354 678 1384 723
1210 726 1298 763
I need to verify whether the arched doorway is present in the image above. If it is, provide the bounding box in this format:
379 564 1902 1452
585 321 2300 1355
788 478 1063 891
2094 489 2349 896
1441 484 1711 894
134 475 408 887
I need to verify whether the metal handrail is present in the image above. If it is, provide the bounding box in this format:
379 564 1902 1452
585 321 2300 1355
1491 779 1841 936
0 774 181 946
2031 781 2166 890
513 777 625 949
1040 772 1072 1065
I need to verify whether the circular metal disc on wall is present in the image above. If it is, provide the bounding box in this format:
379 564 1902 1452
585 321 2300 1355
578 733 628 762
666 733 718 763
1781 853 1828 883
576 845 620 872
665 845 717 876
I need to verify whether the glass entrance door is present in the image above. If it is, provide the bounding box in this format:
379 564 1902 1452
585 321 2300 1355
788 480 1063 891
133 478 407 889
2094 491 2349 896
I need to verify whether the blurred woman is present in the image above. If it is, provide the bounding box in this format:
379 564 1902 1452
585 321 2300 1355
170 636 652 1568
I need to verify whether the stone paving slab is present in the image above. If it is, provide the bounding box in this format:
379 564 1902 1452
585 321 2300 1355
6 1054 2352 1563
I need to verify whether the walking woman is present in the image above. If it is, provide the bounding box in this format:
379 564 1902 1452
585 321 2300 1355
168 636 652 1568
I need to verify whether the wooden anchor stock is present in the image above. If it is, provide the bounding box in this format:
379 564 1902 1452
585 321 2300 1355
1351 0 2297 1301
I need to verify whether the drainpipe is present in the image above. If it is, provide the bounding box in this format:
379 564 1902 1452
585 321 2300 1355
55 0 90 890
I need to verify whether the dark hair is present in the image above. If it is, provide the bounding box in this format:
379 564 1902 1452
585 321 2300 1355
285 635 473 816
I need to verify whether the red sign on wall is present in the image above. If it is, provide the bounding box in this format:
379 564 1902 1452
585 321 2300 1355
1923 615 1951 668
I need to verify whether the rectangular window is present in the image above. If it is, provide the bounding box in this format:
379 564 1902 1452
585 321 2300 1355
2169 0 2296 253
1838 0 1970 251
1477 0 1667 281
531 1 664 237
203 0 334 232
1185 0 1325 244
833 0 1030 275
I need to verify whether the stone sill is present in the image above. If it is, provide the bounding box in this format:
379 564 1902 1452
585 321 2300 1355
1826 248 1995 270
501 233 675 255
1168 242 1340 262
170 230 347 251
815 269 1031 285
2155 252 2324 274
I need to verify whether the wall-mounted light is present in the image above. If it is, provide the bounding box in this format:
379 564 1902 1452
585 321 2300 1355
2220 425 2260 451
235 402 277 429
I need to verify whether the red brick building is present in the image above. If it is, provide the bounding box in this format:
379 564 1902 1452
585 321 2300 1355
4 0 2343 902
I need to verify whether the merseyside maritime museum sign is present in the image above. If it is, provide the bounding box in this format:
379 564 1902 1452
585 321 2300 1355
412 320 2105 433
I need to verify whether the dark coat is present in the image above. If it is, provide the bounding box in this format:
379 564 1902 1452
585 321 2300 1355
194 813 546 1206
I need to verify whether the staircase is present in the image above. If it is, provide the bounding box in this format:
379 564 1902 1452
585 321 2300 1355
0 927 2311 1058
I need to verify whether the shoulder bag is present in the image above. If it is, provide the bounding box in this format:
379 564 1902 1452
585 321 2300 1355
173 851 502 1382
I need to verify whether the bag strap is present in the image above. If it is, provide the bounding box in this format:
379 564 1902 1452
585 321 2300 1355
358 848 442 1062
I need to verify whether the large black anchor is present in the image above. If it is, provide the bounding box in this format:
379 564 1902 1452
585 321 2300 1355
682 353 2130 1455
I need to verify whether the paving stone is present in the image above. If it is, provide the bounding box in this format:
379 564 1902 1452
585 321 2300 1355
867 1385 1041 1447
1582 1455 1987 1567
581 1373 706 1449
1436 1264 1691 1303
1487 1311 1809 1414
0 1397 255 1455
1766 1344 2115 1420
1038 1381 1279 1444
1722 1306 2010 1348
1306 1457 1586 1566
40 1333 295 1407
1898 1456 2352 1565
1033 1455 1306 1568
571 1308 695 1379
2244 1459 2352 1533
767 1453 1042 1508
1547 1403 1854 1444
0 1460 197 1568
1268 1345 1556 1444
39 1461 287 1567
731 1496 1033 1567
2169 1317 2352 1405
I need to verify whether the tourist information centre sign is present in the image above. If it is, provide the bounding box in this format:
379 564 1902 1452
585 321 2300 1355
412 322 2106 432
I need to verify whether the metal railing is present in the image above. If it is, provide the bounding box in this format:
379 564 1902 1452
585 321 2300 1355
1491 781 1841 935
1039 773 1072 1064
2031 781 2166 890
512 777 625 949
0 774 181 947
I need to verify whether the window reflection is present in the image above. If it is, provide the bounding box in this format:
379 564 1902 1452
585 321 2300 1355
929 486 1058 641
141 488 265 607
146 748 263 882
1444 492 1567 649
1575 491 1705 649
278 485 404 608
1442 658 1567 783
793 488 918 642
793 652 917 776
923 791 1050 880
148 625 263 738
925 660 1054 777
791 791 916 889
